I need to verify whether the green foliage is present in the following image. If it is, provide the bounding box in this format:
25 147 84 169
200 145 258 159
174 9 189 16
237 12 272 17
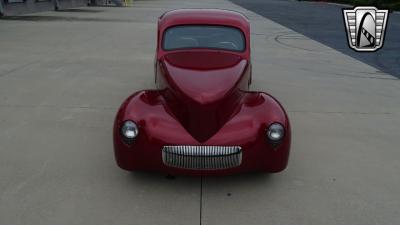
353 0 400 10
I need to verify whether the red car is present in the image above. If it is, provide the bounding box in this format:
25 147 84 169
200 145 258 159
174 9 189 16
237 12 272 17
113 9 291 175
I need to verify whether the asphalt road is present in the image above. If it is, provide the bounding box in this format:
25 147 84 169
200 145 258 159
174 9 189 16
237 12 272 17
1 0 400 225
230 0 400 77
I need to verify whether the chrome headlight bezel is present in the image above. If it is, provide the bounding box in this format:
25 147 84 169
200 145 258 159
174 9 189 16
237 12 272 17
266 123 285 143
120 120 139 142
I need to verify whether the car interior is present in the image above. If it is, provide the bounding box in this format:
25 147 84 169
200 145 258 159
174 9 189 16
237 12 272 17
163 25 245 51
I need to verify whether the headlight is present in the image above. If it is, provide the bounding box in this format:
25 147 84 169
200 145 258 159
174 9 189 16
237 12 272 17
121 120 139 140
267 123 284 143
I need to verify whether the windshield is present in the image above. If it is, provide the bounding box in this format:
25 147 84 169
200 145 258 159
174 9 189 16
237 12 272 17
163 25 245 52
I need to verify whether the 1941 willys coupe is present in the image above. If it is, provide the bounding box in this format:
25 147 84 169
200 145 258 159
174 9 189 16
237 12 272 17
113 9 291 175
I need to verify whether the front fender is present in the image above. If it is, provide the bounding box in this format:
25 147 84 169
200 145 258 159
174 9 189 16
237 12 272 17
113 90 291 174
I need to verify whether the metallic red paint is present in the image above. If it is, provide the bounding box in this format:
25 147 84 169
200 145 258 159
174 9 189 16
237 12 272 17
113 9 291 175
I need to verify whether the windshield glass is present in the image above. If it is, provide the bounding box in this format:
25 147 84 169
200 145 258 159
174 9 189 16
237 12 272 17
163 25 245 52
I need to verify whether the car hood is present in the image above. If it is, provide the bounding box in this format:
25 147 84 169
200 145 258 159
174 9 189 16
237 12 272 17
159 51 249 142
162 51 247 104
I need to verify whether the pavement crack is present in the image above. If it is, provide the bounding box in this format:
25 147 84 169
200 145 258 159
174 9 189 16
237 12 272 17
200 176 203 225
0 61 39 78
1 157 50 202
298 67 399 81
273 32 323 52
289 110 394 115
0 104 117 111
322 71 398 81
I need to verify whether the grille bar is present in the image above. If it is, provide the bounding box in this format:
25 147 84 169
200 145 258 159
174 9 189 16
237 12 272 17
162 145 242 170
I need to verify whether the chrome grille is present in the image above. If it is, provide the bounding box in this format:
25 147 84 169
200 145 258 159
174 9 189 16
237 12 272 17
162 146 242 170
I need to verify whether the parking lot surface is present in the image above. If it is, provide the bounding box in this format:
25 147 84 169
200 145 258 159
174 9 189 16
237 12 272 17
231 0 400 77
1 1 399 225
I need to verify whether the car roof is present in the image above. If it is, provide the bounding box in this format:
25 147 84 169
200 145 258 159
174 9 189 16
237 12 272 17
158 9 249 33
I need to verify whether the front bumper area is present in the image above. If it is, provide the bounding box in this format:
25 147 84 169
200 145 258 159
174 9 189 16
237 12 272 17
162 145 242 170
113 90 291 175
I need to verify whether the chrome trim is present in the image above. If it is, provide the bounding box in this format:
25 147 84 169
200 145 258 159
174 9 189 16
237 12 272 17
162 145 242 170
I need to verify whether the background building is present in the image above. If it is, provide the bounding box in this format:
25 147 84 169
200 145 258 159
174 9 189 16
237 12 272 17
0 0 88 16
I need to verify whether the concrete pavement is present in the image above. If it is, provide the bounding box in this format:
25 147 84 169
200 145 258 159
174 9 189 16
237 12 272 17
1 0 400 225
231 0 400 78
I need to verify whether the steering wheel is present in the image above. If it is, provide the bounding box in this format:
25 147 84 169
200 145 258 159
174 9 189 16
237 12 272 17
214 41 239 50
